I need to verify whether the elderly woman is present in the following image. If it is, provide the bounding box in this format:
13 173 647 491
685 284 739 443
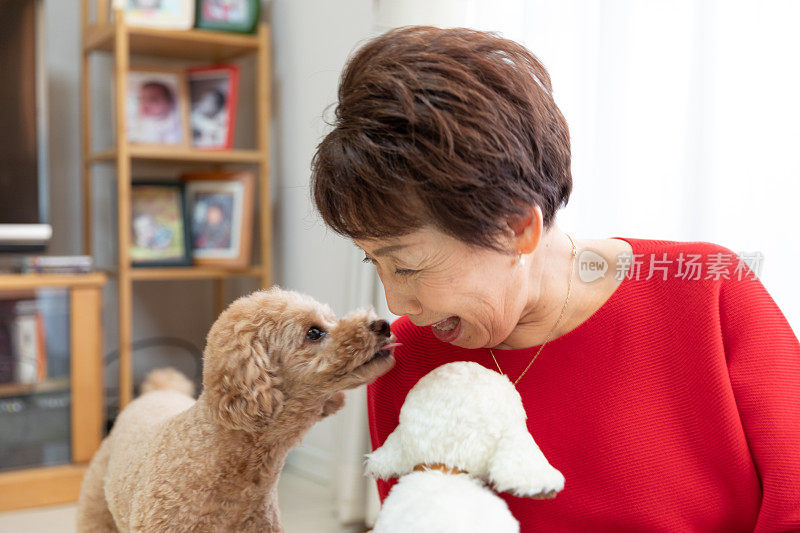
311 26 800 531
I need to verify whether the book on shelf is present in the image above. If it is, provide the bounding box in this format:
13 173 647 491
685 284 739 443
0 315 13 384
11 300 47 384
0 297 48 386
13 254 95 274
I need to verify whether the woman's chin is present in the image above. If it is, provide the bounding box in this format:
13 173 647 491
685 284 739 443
445 330 478 349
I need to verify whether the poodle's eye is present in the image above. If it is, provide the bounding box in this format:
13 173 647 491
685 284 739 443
305 326 326 342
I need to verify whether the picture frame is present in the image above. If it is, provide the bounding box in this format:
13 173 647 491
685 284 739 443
125 66 190 148
194 0 260 34
180 171 255 269
130 182 192 267
187 65 240 150
112 0 195 30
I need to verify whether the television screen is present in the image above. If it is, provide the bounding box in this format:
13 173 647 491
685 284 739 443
0 0 51 252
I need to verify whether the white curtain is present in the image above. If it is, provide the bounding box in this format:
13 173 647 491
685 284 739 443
374 0 799 330
332 245 392 527
334 0 800 526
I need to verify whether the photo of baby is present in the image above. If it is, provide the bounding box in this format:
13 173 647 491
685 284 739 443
129 183 191 266
126 69 188 146
188 66 239 150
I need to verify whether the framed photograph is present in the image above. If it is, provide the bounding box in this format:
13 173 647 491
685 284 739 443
187 65 240 150
125 67 190 147
130 182 192 267
195 0 260 34
112 0 195 30
180 171 254 269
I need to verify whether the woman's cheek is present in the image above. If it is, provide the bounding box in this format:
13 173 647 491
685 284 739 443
461 317 482 342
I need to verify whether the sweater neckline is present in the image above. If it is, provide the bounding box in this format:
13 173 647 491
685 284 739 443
486 235 636 356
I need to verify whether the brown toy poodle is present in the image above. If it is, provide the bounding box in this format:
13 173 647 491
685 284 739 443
76 286 397 532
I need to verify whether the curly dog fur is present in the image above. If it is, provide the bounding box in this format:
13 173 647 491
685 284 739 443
76 286 396 532
365 362 565 533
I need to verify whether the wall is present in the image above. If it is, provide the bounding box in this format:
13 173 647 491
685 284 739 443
268 0 375 474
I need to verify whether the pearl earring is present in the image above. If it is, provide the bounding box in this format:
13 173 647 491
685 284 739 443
517 250 526 266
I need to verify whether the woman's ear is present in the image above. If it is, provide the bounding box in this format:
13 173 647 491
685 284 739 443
208 338 284 433
507 204 543 254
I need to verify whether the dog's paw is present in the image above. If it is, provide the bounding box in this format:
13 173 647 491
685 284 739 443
321 391 346 417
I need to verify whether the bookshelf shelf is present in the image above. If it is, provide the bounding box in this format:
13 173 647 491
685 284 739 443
0 465 88 513
81 2 273 413
0 272 107 290
103 265 264 281
83 23 260 61
90 147 264 164
129 265 263 281
0 376 70 399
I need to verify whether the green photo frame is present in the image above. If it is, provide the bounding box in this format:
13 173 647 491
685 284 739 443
194 0 260 34
130 181 192 268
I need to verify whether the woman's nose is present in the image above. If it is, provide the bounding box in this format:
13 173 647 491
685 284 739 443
369 319 391 338
383 285 422 318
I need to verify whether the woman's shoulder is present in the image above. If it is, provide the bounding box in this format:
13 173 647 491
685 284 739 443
615 236 752 284
617 235 739 257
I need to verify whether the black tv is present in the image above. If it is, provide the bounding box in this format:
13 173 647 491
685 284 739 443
0 0 51 253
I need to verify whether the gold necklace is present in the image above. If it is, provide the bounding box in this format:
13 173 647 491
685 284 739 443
489 233 577 386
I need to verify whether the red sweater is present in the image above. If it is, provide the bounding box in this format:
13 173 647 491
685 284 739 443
367 236 800 532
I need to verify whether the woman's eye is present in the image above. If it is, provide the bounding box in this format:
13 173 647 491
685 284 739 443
362 255 417 276
305 327 326 341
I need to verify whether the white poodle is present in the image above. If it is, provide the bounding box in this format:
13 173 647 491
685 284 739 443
365 361 565 533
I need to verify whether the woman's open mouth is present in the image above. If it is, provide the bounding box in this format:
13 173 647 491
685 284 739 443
430 316 461 343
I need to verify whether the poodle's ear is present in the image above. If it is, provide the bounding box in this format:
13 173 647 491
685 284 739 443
364 428 407 480
208 341 284 433
486 427 566 498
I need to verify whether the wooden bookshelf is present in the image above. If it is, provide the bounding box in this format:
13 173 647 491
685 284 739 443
81 2 273 409
0 273 106 511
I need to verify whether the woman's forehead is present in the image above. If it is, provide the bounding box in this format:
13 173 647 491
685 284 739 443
355 227 452 255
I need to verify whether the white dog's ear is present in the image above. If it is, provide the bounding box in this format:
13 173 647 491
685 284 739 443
486 427 565 498
364 429 406 480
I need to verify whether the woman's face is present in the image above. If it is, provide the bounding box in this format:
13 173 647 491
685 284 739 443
355 225 531 350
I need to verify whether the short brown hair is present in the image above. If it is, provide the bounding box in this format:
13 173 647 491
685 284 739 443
311 26 572 252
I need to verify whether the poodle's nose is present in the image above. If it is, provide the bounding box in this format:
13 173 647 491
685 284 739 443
369 319 391 338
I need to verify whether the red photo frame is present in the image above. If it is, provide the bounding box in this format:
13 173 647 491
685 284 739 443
186 64 240 150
